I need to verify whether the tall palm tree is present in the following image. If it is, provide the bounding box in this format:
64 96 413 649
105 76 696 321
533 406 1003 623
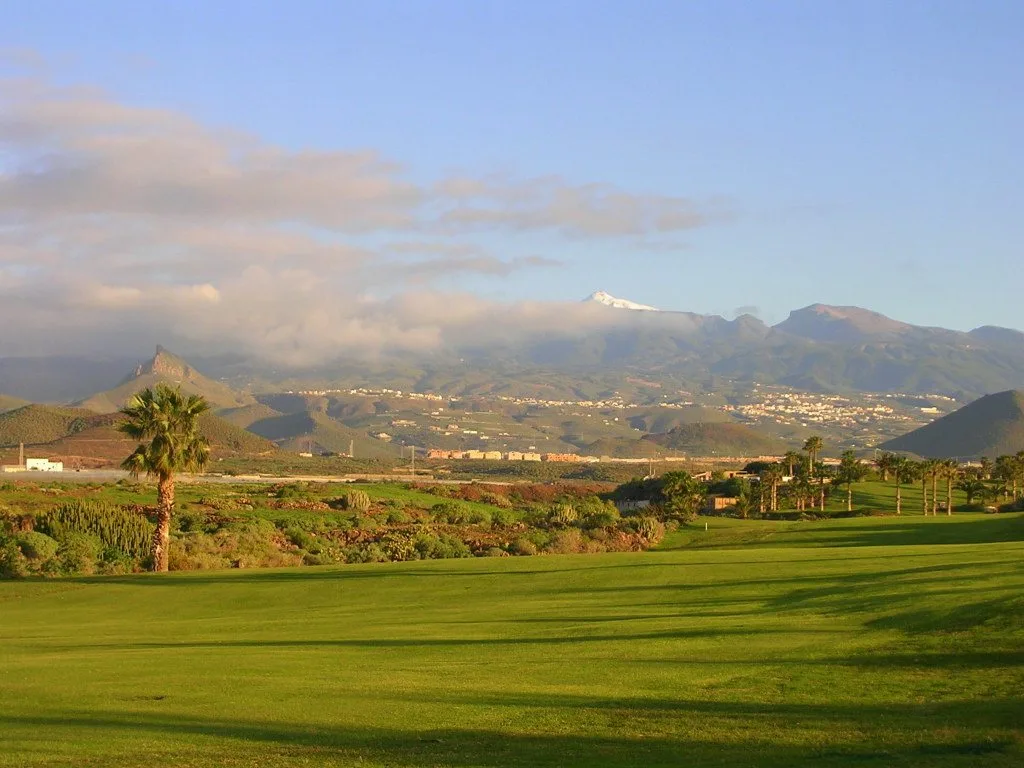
890 456 913 515
835 450 867 512
803 436 824 477
120 385 211 572
782 451 803 477
941 459 959 516
924 458 942 515
918 460 931 516
876 451 897 482
760 463 784 513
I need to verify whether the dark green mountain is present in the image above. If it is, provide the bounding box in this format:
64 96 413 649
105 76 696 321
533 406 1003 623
880 390 1024 458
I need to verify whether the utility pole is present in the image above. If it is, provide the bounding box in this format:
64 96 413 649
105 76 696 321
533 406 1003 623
410 445 416 475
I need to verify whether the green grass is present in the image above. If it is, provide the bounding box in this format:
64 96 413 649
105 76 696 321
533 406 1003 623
2 515 1023 766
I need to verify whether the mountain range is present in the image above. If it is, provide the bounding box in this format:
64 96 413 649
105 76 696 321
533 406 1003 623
0 298 1022 403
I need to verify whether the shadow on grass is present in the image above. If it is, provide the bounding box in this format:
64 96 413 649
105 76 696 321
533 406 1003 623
0 701 1017 768
663 514 1024 551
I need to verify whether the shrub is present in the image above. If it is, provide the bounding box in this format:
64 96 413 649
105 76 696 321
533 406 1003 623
483 546 507 557
37 500 153 559
508 538 537 556
431 500 470 524
545 528 583 554
58 533 103 575
414 533 471 560
632 516 666 545
490 508 518 527
16 531 59 562
386 508 410 525
0 538 29 578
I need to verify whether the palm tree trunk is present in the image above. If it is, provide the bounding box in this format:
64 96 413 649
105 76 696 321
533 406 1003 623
946 476 953 516
847 483 853 512
921 476 928 516
896 481 902 515
931 474 938 515
772 481 777 513
152 475 175 572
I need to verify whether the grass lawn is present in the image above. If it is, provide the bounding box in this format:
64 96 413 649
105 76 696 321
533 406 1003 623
2 513 1023 766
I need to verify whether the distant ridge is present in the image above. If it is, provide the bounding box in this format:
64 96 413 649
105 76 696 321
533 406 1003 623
76 346 255 413
881 390 1024 458
0 403 275 466
641 422 784 456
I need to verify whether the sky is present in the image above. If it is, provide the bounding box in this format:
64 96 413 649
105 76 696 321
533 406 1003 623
1 1 1022 360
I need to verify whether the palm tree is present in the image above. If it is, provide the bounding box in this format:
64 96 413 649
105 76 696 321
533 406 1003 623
782 451 803 477
875 451 897 482
120 385 211 572
941 459 959 515
978 456 993 480
759 463 784 513
835 450 867 512
955 477 986 507
803 436 824 476
890 456 913 515
924 458 942 515
918 460 931 516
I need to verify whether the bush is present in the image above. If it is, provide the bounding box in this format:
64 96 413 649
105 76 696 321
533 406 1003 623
0 538 29 578
483 546 508 557
431 501 470 524
413 532 470 560
58 533 103 575
16 531 59 562
508 538 538 556
386 508 410 525
545 528 583 554
632 516 666 545
490 508 518 527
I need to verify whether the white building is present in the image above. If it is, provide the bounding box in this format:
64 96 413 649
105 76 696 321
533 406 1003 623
26 458 63 472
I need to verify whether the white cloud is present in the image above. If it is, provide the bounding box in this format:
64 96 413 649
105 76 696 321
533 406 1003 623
0 70 718 362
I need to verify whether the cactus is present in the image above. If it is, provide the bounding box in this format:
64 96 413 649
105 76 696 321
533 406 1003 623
343 490 372 512
37 500 154 558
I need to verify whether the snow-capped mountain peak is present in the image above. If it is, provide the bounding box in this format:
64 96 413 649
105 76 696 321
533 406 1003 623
584 290 659 311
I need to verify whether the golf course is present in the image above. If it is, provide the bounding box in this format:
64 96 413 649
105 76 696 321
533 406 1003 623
2 512 1022 767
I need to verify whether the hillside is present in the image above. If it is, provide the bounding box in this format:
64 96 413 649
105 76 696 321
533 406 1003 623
881 389 1024 458
247 411 400 458
216 402 285 429
0 406 275 467
76 346 255 413
641 422 785 456
0 405 99 446
0 393 30 414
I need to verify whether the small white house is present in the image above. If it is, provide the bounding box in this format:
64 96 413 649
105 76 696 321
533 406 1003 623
26 458 63 472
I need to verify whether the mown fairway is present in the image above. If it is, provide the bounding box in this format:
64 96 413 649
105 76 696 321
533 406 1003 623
2 515 1023 767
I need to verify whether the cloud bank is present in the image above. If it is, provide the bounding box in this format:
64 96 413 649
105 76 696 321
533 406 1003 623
0 73 714 363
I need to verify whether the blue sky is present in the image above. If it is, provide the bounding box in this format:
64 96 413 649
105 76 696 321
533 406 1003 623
2 0 1022 358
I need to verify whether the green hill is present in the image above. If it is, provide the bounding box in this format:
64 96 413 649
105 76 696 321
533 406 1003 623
0 404 99 446
0 393 30 414
881 389 1024 458
216 403 285 429
76 346 255 413
0 405 275 465
247 411 399 458
641 422 785 456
